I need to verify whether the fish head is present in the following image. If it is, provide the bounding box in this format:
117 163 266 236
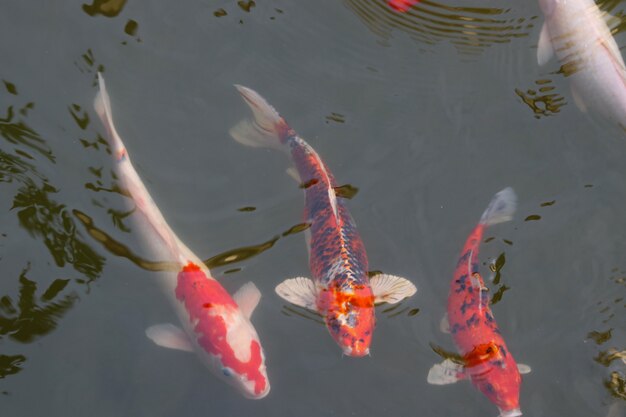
175 263 270 399
318 280 375 357
468 348 522 416
207 311 271 399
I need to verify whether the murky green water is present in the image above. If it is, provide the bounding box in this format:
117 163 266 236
1 0 625 416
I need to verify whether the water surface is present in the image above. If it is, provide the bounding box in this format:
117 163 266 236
1 0 625 416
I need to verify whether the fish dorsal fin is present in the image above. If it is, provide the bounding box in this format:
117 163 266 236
440 313 450 334
601 10 622 34
427 359 466 385
600 37 626 72
275 277 317 310
328 187 339 219
537 22 554 66
370 274 417 304
233 282 262 319
286 167 301 183
145 323 194 352
517 363 532 374
570 86 588 113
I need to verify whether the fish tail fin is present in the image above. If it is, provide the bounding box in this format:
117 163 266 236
94 73 125 154
479 187 517 226
229 85 287 150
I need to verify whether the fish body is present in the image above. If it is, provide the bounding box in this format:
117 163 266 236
230 86 416 357
428 188 529 417
537 0 626 129
93 74 269 399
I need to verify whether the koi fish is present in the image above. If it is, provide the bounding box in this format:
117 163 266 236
428 188 530 417
230 86 417 357
93 74 270 399
387 0 420 13
537 0 626 130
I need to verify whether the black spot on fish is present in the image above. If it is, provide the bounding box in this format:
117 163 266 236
455 274 468 285
460 298 475 315
485 382 495 393
466 313 479 328
492 360 504 368
485 312 494 322
457 251 472 267
451 323 464 334
499 345 507 357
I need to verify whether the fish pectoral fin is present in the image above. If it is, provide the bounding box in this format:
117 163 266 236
427 359 466 385
370 274 417 304
286 167 301 183
517 363 532 374
537 22 554 66
145 323 194 352
233 281 262 319
601 11 622 35
275 277 317 310
570 86 588 113
440 313 450 334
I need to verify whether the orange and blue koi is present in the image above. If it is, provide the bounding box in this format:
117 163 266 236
428 188 530 417
230 86 416 357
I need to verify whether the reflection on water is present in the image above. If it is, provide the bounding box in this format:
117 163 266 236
605 370 626 400
0 266 78 344
74 49 105 83
0 102 53 163
0 265 78 380
0 79 109 381
345 0 536 55
237 0 256 13
429 341 464 364
73 209 175 272
205 235 280 268
82 0 127 17
487 252 510 306
515 79 566 119
74 207 315 274
0 355 26 380
588 266 626 401
13 180 105 280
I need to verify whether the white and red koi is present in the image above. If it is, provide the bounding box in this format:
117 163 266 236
93 74 269 399
537 0 626 130
428 188 530 417
230 86 416 357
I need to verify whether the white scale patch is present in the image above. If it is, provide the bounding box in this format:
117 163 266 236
223 310 254 364
301 138 339 220
325 258 351 288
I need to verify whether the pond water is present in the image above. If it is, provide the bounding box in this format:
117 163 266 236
1 0 625 416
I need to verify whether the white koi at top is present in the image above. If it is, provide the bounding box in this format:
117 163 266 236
93 74 270 399
537 0 626 130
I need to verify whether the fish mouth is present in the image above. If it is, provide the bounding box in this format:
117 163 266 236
241 381 271 400
247 385 271 400
499 408 522 417
342 345 371 358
